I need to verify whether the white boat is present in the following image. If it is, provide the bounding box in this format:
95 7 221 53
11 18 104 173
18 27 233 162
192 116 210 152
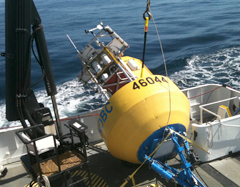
2 1 240 187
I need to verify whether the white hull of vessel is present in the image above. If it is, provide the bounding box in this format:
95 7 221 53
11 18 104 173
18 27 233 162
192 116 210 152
182 84 240 162
0 109 102 165
2 84 240 165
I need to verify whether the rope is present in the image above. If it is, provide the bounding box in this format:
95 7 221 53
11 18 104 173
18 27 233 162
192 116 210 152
120 128 209 187
149 8 168 78
148 7 172 141
188 86 222 99
59 113 100 122
206 122 213 148
148 184 161 187
37 175 51 187
170 129 209 154
0 113 100 130
120 131 172 187
132 177 136 187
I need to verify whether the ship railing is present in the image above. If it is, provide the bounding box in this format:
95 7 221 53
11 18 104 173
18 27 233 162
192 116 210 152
199 96 240 127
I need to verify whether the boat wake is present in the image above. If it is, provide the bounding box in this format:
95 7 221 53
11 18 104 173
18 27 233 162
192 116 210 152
0 79 105 128
170 47 240 89
1 46 240 128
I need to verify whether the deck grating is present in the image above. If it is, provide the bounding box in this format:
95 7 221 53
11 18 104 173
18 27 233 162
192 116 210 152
32 150 85 177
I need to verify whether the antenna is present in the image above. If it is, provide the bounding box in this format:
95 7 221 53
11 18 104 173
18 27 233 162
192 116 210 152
66 34 80 54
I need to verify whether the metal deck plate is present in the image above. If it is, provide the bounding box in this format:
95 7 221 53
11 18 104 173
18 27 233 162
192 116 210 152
2 141 240 187
209 158 240 186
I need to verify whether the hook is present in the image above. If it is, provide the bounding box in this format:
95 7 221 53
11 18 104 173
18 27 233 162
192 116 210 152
143 0 152 20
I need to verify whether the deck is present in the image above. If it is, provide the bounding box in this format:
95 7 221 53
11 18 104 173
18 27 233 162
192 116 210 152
1 140 240 187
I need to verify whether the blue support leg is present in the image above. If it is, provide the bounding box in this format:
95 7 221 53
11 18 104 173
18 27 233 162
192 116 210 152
171 132 205 187
146 130 205 187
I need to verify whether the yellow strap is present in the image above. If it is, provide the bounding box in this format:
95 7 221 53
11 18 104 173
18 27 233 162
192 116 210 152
121 128 209 187
141 17 149 78
144 17 149 32
120 131 172 187
170 129 209 154
132 176 136 187
140 67 144 78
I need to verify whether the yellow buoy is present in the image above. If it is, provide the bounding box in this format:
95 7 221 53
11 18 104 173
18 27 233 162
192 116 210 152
97 75 190 164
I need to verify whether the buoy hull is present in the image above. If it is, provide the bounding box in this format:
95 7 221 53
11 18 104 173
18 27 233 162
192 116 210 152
97 75 190 163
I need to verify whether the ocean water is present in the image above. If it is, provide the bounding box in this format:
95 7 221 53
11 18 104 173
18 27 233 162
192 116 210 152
1 0 240 127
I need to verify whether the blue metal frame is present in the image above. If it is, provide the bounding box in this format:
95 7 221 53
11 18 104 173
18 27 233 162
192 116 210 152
137 124 186 163
138 125 205 187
